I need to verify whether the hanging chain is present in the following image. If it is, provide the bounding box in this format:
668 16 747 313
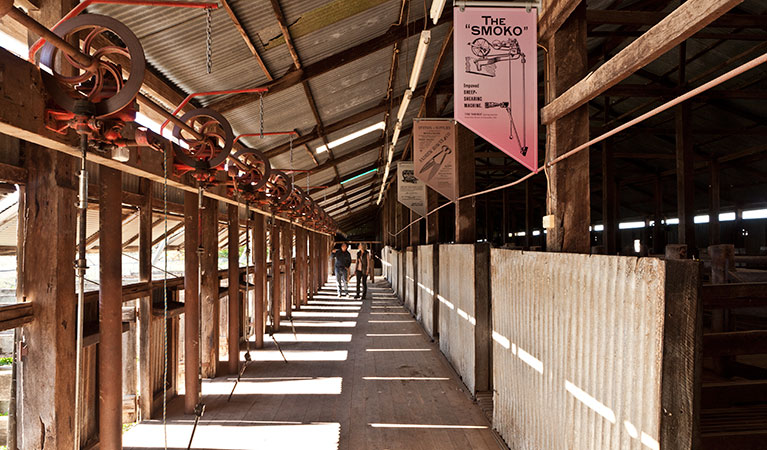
162 142 169 450
205 7 213 74
259 93 264 138
289 135 294 185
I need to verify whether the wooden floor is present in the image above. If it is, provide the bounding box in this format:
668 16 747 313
124 277 503 450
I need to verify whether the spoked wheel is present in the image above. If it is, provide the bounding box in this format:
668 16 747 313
39 14 145 117
470 38 492 57
267 171 293 206
172 108 234 171
230 148 272 192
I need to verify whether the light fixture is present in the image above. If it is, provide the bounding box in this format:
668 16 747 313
430 0 447 24
341 168 378 184
408 30 431 90
396 89 413 123
316 121 385 153
391 122 402 147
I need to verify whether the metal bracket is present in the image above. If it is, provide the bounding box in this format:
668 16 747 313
454 0 541 13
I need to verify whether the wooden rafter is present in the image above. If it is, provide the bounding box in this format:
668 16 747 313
208 12 452 113
221 0 273 81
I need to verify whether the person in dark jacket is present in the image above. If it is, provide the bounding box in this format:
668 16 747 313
332 243 352 297
354 243 374 299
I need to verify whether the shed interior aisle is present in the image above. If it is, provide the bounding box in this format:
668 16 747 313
123 278 502 450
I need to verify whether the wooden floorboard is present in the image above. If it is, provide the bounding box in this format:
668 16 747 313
124 278 503 450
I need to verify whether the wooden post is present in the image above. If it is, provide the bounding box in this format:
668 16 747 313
602 133 617 254
20 147 77 449
200 196 219 377
545 3 590 253
709 243 734 375
282 224 293 319
394 192 402 249
653 176 666 254
253 213 266 349
138 178 153 419
426 188 439 244
271 220 281 331
676 42 696 257
99 166 123 450
227 204 240 374
709 160 720 245
525 180 531 249
410 210 421 246
455 124 476 244
183 191 200 413
502 188 508 246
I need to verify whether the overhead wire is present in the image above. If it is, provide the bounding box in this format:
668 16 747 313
387 51 767 237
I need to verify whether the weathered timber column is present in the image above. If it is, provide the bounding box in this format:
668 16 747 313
297 228 306 308
525 180 531 249
99 166 123 450
709 160 720 245
227 204 240 374
138 178 153 419
676 43 696 257
282 225 293 319
200 196 219 377
271 220 281 331
183 191 200 413
410 210 421 246
454 124 476 244
425 188 439 244
253 213 266 349
20 147 77 449
653 176 666 254
545 3 590 253
602 131 617 254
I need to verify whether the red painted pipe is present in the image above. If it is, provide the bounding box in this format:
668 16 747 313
28 0 220 61
160 88 269 133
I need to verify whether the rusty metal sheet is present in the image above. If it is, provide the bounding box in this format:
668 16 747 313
490 249 667 450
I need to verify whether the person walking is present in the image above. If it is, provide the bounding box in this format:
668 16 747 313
331 242 352 297
354 243 374 299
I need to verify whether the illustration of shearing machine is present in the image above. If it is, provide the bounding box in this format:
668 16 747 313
465 37 529 156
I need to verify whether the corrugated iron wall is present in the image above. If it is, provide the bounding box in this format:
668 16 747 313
491 249 671 450
438 244 479 393
416 245 437 339
404 249 415 314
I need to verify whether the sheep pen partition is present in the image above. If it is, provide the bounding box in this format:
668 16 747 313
490 250 700 450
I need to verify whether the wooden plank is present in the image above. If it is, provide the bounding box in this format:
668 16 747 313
0 161 27 184
540 0 743 125
702 431 767 450
587 9 767 29
702 380 767 409
703 330 767 357
538 0 581 42
269 0 301 68
210 12 452 113
701 282 767 308
271 221 281 331
253 214 266 349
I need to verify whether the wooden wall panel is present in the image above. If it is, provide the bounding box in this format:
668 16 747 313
416 245 438 340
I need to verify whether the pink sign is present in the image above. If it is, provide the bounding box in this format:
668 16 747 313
454 6 538 172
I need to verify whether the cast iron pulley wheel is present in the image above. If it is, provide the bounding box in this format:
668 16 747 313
39 14 145 118
284 186 305 213
172 108 234 170
267 170 293 205
231 148 271 192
